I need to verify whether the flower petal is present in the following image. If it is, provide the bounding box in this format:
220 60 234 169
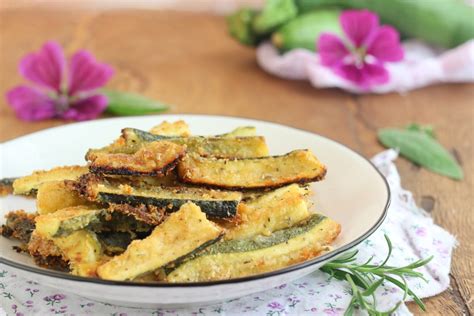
367 26 404 62
61 94 108 121
317 33 350 67
340 10 379 47
6 86 56 121
19 41 65 91
361 62 389 86
68 51 114 95
334 62 389 89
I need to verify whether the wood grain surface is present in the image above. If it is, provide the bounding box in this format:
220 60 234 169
0 9 472 315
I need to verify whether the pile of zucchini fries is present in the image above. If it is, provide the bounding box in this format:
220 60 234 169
1 120 340 282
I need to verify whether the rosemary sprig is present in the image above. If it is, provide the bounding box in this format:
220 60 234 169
320 235 433 315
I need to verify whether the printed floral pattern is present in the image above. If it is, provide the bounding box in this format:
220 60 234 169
0 150 456 316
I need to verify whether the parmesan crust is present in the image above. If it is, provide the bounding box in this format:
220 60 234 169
178 150 326 189
167 216 341 282
97 202 223 281
89 141 186 176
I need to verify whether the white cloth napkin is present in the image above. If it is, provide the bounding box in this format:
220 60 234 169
0 150 456 316
256 40 474 94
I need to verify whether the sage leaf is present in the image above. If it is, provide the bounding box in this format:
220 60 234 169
103 90 169 116
378 128 463 180
405 123 435 139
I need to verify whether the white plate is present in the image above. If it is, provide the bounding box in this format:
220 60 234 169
0 115 390 307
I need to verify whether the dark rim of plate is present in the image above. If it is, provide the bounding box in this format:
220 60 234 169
0 114 391 288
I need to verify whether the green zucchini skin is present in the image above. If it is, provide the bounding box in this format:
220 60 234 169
95 211 153 233
125 128 170 142
72 174 242 220
168 214 324 271
164 213 333 277
207 214 324 255
54 211 104 237
96 231 134 255
252 0 298 35
127 128 269 158
0 177 16 186
227 8 261 46
163 234 224 274
100 193 239 218
0 210 36 243
272 10 342 52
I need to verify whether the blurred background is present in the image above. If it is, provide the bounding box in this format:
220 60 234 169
1 0 263 12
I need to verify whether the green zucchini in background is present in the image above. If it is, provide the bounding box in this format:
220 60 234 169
227 8 260 46
252 0 299 35
296 0 474 48
229 0 474 49
272 10 342 52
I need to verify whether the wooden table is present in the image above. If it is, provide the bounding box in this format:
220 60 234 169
0 9 472 315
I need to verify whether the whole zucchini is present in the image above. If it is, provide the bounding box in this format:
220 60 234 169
228 8 261 46
296 0 474 48
229 0 474 49
272 10 342 52
253 0 299 34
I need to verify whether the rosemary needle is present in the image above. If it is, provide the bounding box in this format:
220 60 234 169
320 235 433 315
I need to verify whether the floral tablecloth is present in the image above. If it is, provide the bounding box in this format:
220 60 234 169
0 150 456 315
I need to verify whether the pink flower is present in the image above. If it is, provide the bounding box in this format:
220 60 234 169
317 10 403 89
6 41 114 121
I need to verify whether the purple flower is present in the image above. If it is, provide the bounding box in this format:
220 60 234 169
416 227 427 237
6 41 113 121
267 301 283 310
317 10 403 89
52 294 66 301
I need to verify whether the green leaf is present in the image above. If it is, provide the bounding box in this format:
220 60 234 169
102 90 169 116
378 128 463 180
362 277 384 297
320 235 431 315
405 123 435 139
